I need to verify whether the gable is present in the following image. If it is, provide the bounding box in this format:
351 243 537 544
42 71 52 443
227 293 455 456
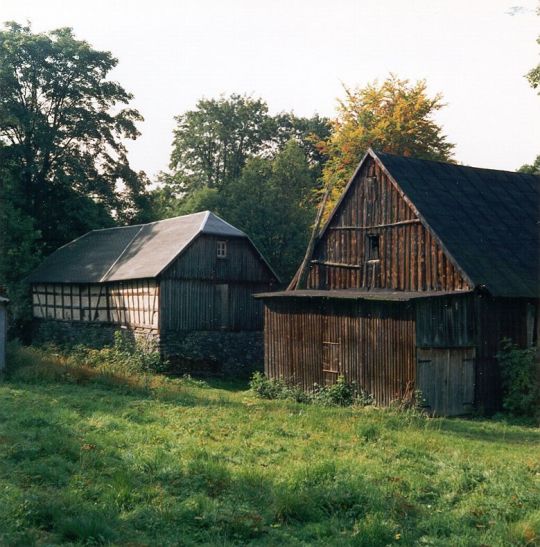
304 154 471 292
161 233 278 283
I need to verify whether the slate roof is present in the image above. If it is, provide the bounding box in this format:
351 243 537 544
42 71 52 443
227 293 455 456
374 151 540 298
321 149 539 298
27 211 255 283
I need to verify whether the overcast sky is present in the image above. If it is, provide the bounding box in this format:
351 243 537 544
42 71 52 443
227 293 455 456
2 0 539 177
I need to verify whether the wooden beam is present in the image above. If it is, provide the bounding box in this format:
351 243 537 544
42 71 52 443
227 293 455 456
329 219 421 230
311 260 361 270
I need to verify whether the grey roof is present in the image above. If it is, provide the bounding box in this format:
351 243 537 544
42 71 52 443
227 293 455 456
255 289 473 301
322 149 540 299
27 211 254 283
0 296 8 303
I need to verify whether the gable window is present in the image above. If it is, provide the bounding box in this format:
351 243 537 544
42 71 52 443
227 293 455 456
217 240 227 259
366 234 380 261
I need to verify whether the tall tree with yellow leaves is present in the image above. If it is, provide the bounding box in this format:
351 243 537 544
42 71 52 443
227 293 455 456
320 75 455 208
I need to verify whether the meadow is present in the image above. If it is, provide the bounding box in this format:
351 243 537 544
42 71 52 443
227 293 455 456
0 345 538 546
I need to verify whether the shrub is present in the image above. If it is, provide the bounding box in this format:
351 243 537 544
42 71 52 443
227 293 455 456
497 339 539 417
312 375 374 407
249 373 373 407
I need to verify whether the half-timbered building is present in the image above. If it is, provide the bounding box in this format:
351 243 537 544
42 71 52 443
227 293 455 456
28 211 278 366
256 149 539 415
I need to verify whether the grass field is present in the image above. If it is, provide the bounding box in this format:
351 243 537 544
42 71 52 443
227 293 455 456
0 347 539 546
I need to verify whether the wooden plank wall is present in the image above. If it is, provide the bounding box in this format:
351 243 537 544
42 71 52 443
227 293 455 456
308 158 470 292
160 279 268 331
475 296 534 412
264 298 416 405
32 280 159 329
162 235 275 283
416 294 475 348
160 234 276 332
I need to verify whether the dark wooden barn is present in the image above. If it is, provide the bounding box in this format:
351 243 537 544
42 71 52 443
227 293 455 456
27 211 278 364
256 149 539 415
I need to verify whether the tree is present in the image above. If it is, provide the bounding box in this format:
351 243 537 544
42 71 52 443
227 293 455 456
518 155 540 175
224 141 318 280
0 22 147 253
320 75 455 205
169 94 275 193
168 93 330 196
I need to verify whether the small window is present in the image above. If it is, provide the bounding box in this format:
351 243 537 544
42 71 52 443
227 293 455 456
217 240 227 258
366 234 380 261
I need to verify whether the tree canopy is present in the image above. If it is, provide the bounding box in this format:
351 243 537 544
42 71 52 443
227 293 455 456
0 22 148 330
319 75 455 207
0 22 147 253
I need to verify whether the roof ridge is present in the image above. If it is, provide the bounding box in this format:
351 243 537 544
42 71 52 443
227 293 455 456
100 225 145 282
375 150 540 179
89 211 210 234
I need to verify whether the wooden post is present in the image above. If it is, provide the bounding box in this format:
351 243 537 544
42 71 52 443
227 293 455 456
289 183 333 290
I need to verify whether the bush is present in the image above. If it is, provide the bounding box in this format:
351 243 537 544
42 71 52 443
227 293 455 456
497 339 539 417
249 373 373 407
311 375 374 407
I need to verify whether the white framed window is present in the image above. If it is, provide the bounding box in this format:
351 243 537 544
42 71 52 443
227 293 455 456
217 240 227 258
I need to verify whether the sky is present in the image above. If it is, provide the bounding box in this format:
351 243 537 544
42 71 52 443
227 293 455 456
1 0 539 178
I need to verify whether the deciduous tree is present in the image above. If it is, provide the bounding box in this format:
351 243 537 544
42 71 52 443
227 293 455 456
0 22 147 252
320 75 455 207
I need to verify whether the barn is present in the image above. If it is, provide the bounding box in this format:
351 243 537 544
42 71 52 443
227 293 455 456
0 296 8 371
27 211 278 369
256 149 539 415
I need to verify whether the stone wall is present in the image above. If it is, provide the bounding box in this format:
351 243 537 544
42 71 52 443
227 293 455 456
31 319 263 378
161 329 264 378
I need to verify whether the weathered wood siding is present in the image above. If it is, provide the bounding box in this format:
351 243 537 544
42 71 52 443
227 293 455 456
32 280 159 329
264 298 416 405
475 296 536 412
160 234 275 332
308 157 470 292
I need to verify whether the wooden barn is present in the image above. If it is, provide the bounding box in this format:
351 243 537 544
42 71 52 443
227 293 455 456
256 149 539 415
27 211 278 364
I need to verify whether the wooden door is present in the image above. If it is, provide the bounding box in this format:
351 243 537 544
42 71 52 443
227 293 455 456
215 284 229 329
416 347 475 416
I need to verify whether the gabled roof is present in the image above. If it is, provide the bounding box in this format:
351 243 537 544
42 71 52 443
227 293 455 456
320 149 540 298
27 211 274 283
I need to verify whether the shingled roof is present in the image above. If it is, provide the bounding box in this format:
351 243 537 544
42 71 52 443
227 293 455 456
27 211 258 284
325 149 540 298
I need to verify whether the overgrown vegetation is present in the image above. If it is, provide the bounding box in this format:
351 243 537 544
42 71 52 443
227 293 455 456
0 344 538 545
497 339 540 418
250 372 375 407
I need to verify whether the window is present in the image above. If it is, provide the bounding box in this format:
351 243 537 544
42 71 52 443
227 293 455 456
217 240 227 258
366 234 380 261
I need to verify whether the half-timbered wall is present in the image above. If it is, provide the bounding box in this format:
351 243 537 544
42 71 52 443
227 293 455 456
32 279 159 329
307 158 471 292
264 298 416 405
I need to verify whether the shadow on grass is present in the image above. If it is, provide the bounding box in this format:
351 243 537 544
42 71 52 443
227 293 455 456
434 417 540 445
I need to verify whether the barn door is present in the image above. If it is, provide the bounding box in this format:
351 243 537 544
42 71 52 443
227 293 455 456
416 347 475 416
215 284 229 329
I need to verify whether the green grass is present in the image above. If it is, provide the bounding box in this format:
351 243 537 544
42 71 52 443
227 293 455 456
0 346 538 546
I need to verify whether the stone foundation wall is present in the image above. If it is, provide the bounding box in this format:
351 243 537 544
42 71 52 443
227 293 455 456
161 329 264 378
32 319 262 378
